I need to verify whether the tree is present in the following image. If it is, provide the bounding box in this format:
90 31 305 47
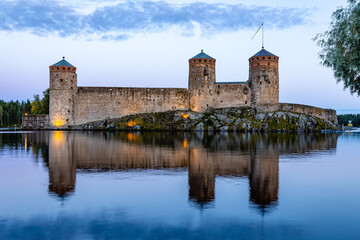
31 88 49 114
40 88 49 114
314 0 360 95
31 95 42 114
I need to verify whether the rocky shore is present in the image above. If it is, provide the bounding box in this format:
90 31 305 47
74 107 338 132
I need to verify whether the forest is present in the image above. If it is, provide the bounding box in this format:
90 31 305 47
337 114 360 127
0 89 49 127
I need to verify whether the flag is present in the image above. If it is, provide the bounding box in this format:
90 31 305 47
251 22 263 40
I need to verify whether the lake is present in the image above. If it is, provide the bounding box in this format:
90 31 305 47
0 131 359 239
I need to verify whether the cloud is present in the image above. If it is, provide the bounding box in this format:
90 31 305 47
0 0 310 40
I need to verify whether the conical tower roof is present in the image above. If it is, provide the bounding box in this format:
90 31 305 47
191 50 214 59
251 48 277 58
50 57 75 67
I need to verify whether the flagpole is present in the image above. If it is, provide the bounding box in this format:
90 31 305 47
262 22 264 49
251 22 264 49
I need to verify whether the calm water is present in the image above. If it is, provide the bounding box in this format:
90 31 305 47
0 131 359 240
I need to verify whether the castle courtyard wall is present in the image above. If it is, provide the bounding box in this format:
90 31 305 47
73 87 189 125
213 83 251 108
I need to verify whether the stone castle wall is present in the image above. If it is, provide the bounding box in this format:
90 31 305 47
256 103 338 123
22 114 49 129
213 83 251 108
73 87 189 125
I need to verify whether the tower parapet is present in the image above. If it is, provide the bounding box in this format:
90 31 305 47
249 48 279 106
49 57 77 128
188 50 216 112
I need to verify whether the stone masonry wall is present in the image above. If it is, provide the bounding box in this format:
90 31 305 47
22 115 49 129
256 103 338 123
73 87 189 125
188 58 216 112
278 103 338 123
249 55 279 106
213 83 251 108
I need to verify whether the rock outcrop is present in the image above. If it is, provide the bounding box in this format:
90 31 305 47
76 107 338 132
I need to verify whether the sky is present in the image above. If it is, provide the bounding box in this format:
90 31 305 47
0 0 359 112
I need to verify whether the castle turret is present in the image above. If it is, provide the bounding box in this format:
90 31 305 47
188 50 216 112
249 48 279 106
49 57 77 128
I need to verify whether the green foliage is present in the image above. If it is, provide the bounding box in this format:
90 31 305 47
31 88 49 114
337 114 360 126
0 88 49 127
314 0 360 95
0 99 31 127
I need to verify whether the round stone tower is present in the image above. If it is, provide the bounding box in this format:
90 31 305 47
249 48 279 106
188 50 216 112
49 57 77 128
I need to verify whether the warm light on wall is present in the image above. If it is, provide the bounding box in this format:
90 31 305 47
53 119 65 127
180 113 190 119
126 120 137 127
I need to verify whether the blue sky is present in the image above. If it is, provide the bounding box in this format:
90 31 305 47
0 0 359 112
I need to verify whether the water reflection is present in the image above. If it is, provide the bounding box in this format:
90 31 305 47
14 131 338 212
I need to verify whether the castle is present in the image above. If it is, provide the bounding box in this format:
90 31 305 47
47 48 280 128
22 47 337 129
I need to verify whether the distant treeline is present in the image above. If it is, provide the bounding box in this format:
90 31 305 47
337 114 360 127
0 100 32 127
0 89 49 127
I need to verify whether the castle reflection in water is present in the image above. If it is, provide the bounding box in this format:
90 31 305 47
23 131 338 211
